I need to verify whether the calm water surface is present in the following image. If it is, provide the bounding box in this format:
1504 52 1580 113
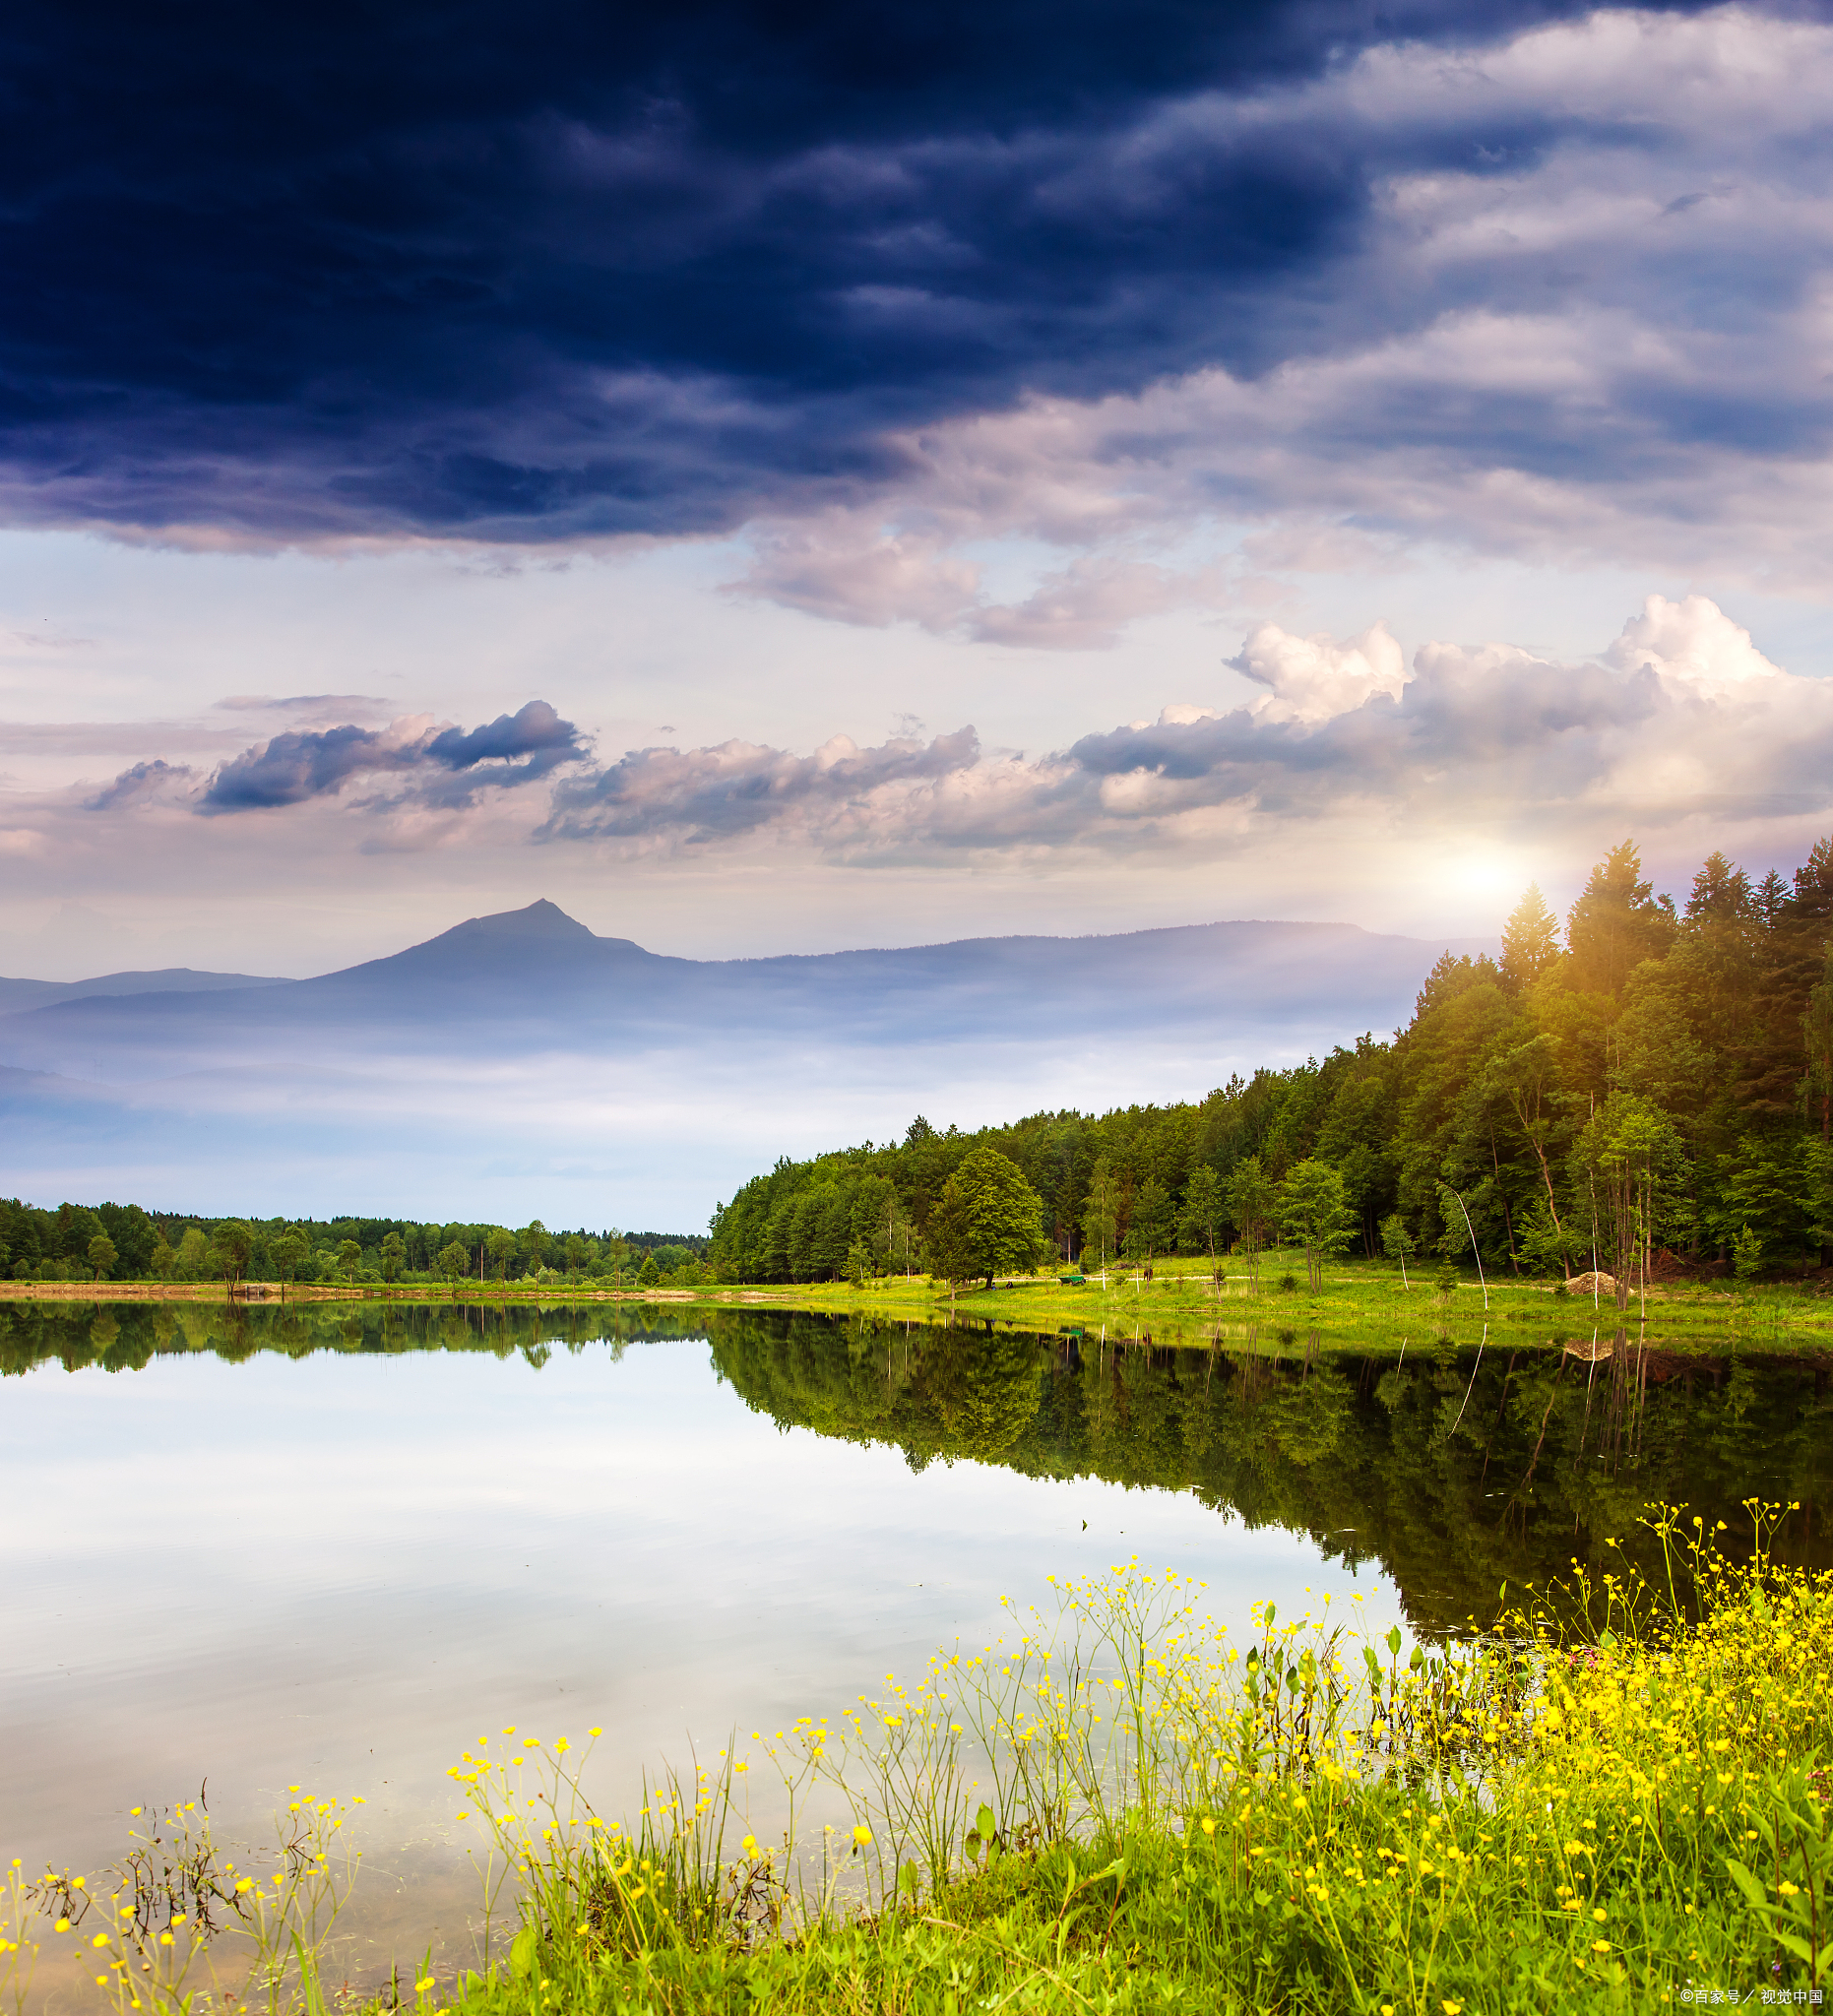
2 1298 1827 1989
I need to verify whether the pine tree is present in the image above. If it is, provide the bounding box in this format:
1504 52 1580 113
1566 840 1676 997
1804 947 1833 1140
1756 869 1790 928
1684 850 1753 922
923 1175 975 1305
1499 883 1561 990
1081 1157 1119 1278
1122 1178 1175 1275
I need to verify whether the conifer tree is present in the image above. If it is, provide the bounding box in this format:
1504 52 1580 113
1499 883 1560 990
1081 1158 1119 1279
1566 840 1676 997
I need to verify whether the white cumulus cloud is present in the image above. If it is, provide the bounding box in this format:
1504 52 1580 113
1605 593 1787 699
1231 621 1408 724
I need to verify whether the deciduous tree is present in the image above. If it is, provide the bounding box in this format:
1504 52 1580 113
1276 1160 1357 1292
272 1228 310 1288
953 1144 1047 1290
1225 1156 1276 1292
485 1228 517 1279
213 1221 254 1292
1569 1092 1686 1314
1178 1166 1225 1281
1379 1213 1415 1288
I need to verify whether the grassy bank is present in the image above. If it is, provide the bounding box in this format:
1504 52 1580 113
12 1507 1829 2016
705 1251 1833 1354
7 1251 1831 1354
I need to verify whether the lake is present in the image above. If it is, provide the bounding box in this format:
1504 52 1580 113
3 1298 1828 1994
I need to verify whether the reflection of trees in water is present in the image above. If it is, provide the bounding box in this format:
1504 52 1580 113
915 1323 1045 1464
703 1313 1832 1634
1258 1365 1354 1468
175 1304 217 1354
3 1299 1827 1633
0 1297 717 1379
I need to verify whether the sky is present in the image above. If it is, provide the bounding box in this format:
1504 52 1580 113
7 0 1833 978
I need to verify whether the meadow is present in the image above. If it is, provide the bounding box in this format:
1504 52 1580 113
6 1505 1829 2015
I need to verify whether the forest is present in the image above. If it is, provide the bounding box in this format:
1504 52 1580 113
0 1200 710 1289
8 835 1831 1297
707 837 1833 1287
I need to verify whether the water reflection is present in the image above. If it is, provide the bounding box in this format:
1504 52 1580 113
3 1297 1827 1991
707 1313 1832 1627
6 1298 1828 1634
4 1300 1390 1946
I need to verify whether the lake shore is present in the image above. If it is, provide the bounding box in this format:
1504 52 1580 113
5 1254 1828 1354
16 1517 1825 2015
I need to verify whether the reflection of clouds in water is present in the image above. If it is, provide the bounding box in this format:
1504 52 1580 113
0 1326 1376 1949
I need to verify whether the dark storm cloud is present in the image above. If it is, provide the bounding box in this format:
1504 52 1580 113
199 702 585 811
0 0 1743 541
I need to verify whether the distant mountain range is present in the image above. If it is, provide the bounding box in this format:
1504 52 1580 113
0 901 1485 1225
0 968 290 1017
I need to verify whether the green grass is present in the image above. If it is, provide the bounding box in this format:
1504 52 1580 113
422 1511 1829 2015
18 1249 1829 1353
10 1510 1831 2014
689 1249 1833 1355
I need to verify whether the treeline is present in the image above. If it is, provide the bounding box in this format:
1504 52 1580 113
709 837 1833 1292
0 1200 710 1289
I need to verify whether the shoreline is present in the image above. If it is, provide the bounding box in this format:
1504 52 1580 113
4 1267 1829 1355
0 1280 795 1305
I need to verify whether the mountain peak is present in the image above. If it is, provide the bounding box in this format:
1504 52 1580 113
453 899 597 942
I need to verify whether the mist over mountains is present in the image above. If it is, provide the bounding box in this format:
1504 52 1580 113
0 902 1480 1226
